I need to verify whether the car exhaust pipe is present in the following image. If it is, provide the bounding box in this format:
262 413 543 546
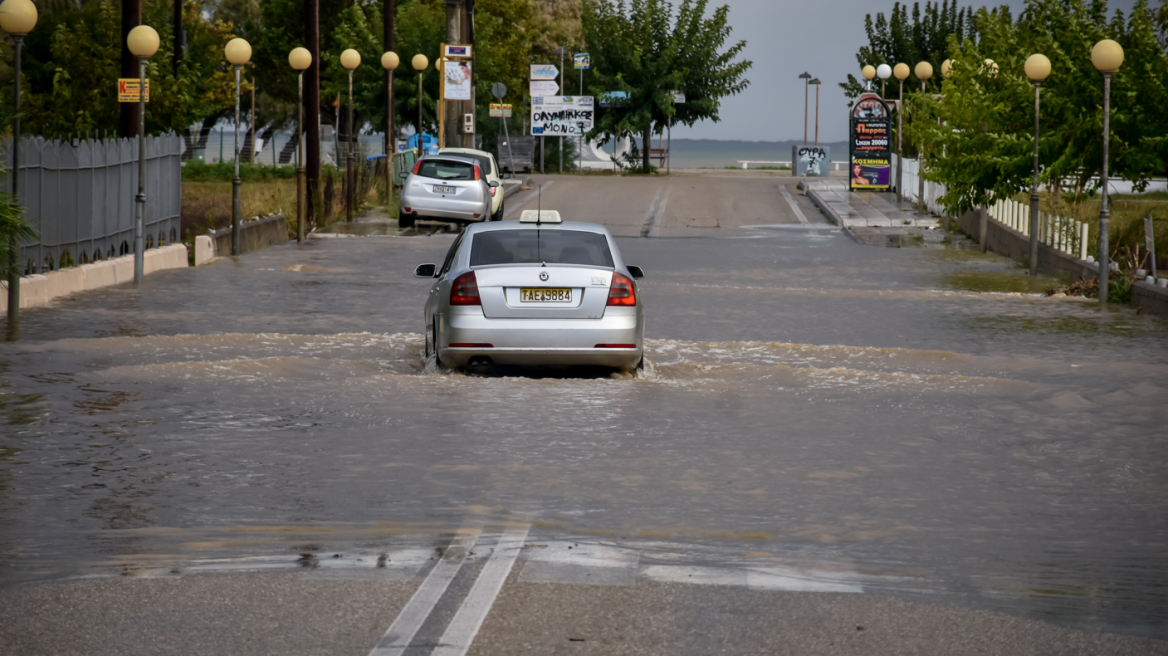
467 356 493 371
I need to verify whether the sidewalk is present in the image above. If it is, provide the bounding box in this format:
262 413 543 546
804 179 939 230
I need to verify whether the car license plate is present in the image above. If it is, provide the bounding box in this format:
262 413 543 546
521 288 571 302
433 185 456 194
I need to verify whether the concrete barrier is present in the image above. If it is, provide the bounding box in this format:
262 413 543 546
1 243 188 316
1132 281 1168 319
194 235 214 266
955 210 1099 282
208 214 289 258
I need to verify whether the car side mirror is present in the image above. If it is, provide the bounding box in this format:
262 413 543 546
488 180 500 188
399 172 409 179
626 265 645 280
501 172 513 180
414 263 437 278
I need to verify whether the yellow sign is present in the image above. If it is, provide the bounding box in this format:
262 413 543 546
489 104 513 118
118 78 150 103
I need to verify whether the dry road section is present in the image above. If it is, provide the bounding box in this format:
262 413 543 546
0 174 1166 655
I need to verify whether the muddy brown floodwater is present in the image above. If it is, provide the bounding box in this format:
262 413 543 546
2 206 1167 643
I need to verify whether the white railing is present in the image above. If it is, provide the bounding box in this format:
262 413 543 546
895 155 1089 260
988 197 1089 260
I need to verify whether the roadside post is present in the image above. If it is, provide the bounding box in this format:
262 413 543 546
530 63 560 174
1 0 37 318
491 82 515 174
1146 216 1157 280
412 54 428 155
575 52 589 173
552 48 568 172
127 25 159 285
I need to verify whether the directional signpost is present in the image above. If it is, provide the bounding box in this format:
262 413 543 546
530 80 559 96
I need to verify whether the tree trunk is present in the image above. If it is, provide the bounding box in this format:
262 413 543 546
642 123 651 173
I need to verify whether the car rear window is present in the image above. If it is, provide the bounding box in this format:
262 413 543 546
470 230 614 268
417 159 476 181
444 152 494 176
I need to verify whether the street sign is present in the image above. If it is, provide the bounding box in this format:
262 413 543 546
574 53 590 70
529 80 559 96
668 90 685 103
443 44 472 58
530 64 559 80
503 104 512 117
491 82 507 99
490 104 513 118
531 96 594 136
117 78 150 102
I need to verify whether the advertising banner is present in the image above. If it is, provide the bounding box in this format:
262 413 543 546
490 104 513 118
793 145 830 177
531 96 594 136
443 61 472 101
118 78 150 102
574 53 591 69
849 93 891 191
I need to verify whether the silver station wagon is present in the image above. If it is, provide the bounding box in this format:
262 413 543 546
398 155 497 228
413 210 645 371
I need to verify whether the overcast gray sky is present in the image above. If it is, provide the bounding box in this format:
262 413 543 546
675 0 1144 143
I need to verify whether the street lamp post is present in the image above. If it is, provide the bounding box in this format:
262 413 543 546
809 78 821 145
1025 54 1051 277
225 37 251 256
127 25 160 285
893 63 909 205
876 64 891 98
861 65 875 92
341 49 361 223
289 47 311 244
413 54 428 152
914 61 933 210
940 59 953 232
978 59 997 253
381 51 400 202
0 0 37 318
798 72 811 145
1092 39 1124 305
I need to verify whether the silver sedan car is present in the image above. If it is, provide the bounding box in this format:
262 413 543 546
413 210 645 371
399 155 498 228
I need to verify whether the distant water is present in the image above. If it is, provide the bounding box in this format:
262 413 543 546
634 138 849 169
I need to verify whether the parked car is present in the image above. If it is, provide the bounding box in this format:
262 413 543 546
398 155 497 228
413 210 646 372
438 147 512 221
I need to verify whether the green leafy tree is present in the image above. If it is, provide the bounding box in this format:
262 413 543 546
583 0 751 172
909 0 1168 219
840 1 978 102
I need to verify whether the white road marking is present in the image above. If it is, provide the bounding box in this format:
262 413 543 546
367 532 479 656
640 186 672 237
780 186 811 225
431 526 530 656
502 181 556 218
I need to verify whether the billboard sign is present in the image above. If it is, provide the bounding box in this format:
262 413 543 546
574 53 591 70
530 64 559 81
443 61 472 101
490 104 513 118
849 93 892 191
531 96 594 136
793 145 831 177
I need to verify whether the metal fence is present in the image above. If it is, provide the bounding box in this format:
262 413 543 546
898 156 1089 259
0 134 182 275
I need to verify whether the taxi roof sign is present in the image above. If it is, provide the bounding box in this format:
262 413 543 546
519 210 561 224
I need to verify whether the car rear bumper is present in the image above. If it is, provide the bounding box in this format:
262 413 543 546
401 193 488 222
438 308 642 368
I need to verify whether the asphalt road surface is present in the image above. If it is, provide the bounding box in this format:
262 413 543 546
1 172 1166 655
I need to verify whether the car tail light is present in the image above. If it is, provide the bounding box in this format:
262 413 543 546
403 207 412 213
450 343 493 348
473 213 482 218
607 272 636 306
412 159 423 175
473 165 482 181
450 271 480 306
595 344 636 349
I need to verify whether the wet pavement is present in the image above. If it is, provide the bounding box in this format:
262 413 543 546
1 174 1167 654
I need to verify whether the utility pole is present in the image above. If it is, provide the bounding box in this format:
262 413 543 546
464 0 474 148
444 0 462 148
305 0 320 225
172 0 182 76
121 0 142 138
385 0 395 158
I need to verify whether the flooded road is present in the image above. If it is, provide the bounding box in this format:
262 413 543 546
2 175 1167 652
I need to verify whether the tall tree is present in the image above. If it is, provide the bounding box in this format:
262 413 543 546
583 0 751 172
